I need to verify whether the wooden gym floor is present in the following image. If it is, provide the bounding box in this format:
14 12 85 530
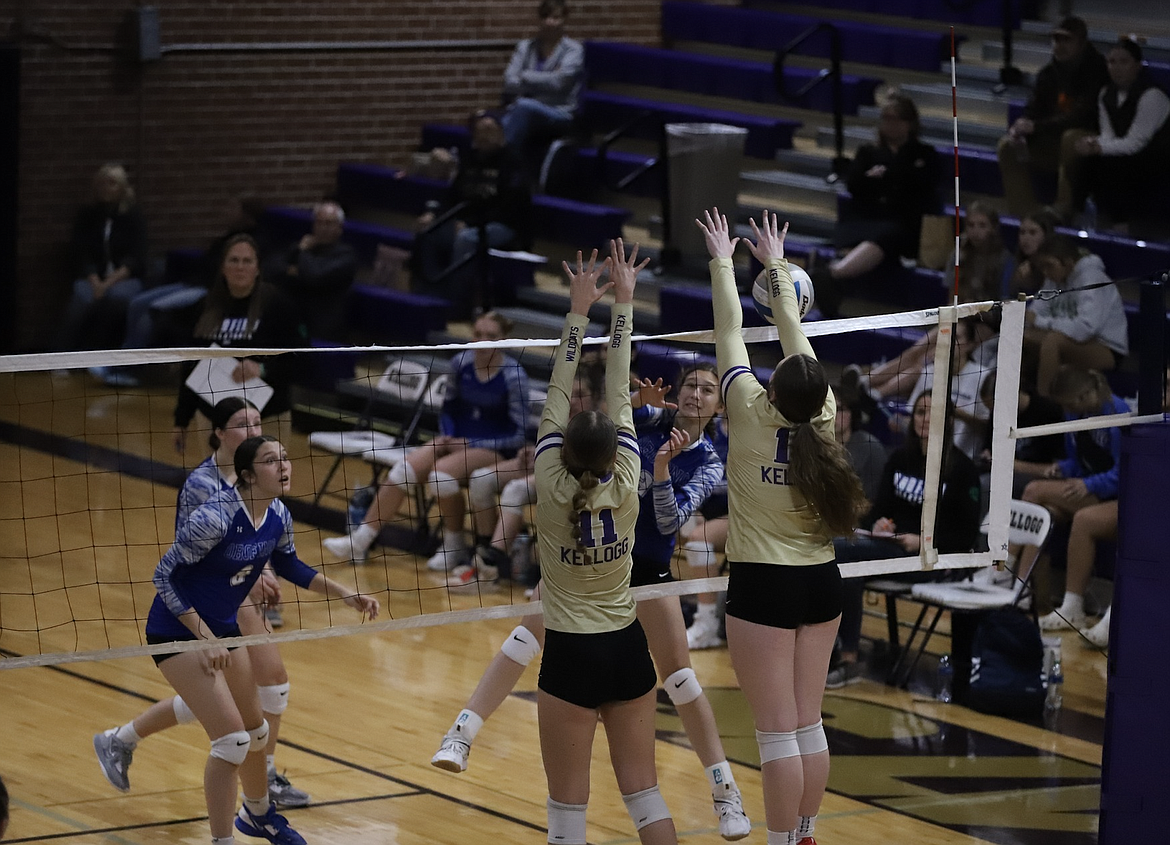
0 370 1106 844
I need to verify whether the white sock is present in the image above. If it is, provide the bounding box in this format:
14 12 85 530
351 523 378 554
266 754 276 775
766 830 797 845
694 603 718 624
442 528 465 552
242 794 270 817
211 837 235 845
705 760 736 794
1061 594 1085 616
797 814 816 837
114 722 142 747
449 709 484 743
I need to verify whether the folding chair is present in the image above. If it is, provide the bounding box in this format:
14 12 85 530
883 499 1052 688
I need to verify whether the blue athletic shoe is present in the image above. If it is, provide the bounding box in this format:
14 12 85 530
235 804 306 845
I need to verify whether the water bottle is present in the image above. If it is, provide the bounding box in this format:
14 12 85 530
511 533 535 586
1081 198 1098 233
1045 657 1064 714
936 653 953 703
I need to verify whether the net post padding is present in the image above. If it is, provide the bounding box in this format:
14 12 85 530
987 300 1026 562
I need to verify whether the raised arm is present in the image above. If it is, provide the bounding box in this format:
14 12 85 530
537 250 612 443
696 207 748 379
743 210 816 361
607 239 647 487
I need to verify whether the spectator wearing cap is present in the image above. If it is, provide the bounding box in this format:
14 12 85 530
997 16 1108 218
1074 39 1170 232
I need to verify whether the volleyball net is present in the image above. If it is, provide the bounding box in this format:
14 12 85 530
0 295 1141 670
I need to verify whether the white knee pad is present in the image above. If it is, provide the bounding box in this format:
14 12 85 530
546 797 587 845
173 695 196 725
500 477 535 514
258 682 290 716
468 467 500 512
796 720 828 756
684 540 716 571
500 625 541 666
664 667 702 706
210 729 252 766
622 785 671 831
756 729 800 764
427 470 460 499
387 458 418 489
248 719 270 753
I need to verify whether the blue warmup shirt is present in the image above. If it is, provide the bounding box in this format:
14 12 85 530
175 455 231 530
632 405 724 564
147 488 318 640
439 350 529 454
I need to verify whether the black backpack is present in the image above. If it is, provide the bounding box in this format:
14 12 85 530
964 608 1046 717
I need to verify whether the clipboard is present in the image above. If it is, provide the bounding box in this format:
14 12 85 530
184 355 274 412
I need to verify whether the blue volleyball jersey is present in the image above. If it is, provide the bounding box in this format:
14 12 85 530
147 488 318 639
632 405 724 564
175 456 231 530
439 350 529 453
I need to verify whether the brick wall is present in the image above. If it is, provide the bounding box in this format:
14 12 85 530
11 1 662 351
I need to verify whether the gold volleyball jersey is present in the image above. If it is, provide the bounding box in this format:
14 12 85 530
710 257 836 566
534 304 641 634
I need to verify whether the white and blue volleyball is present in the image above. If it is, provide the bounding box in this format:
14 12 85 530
752 264 815 323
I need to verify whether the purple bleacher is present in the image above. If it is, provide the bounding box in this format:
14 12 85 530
585 41 881 116
580 90 800 159
294 339 360 392
261 206 413 265
164 247 207 284
334 161 628 249
985 210 1170 281
574 147 665 197
347 284 449 344
634 341 717 385
661 1 960 73
744 0 1037 29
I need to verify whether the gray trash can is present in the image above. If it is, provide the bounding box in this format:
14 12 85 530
666 123 748 267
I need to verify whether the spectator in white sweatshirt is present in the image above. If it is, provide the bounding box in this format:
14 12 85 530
1025 235 1129 398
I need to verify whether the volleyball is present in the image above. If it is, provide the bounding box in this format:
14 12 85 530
752 265 815 323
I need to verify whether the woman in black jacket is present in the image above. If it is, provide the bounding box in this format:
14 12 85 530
815 94 942 317
172 234 304 455
56 163 148 354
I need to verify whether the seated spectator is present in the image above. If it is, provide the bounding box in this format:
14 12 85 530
1033 365 1170 646
411 111 532 313
850 315 998 459
1024 235 1128 397
978 370 1065 495
124 193 267 351
171 234 305 455
323 311 530 570
500 0 584 165
56 163 148 364
957 201 1016 303
828 391 984 687
997 17 1108 219
1075 39 1170 232
1009 207 1060 296
268 201 357 339
459 363 602 585
1011 366 1126 619
833 382 889 504
813 94 941 318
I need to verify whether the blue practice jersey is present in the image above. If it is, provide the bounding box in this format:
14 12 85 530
146 488 318 639
439 350 529 454
632 405 724 564
175 455 231 530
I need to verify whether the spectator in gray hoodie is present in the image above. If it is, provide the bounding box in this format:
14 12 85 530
1025 236 1128 397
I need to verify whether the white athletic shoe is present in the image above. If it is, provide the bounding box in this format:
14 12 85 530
431 735 470 773
322 534 368 564
1039 607 1088 631
687 613 725 650
713 788 751 841
1082 608 1110 648
426 544 466 572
